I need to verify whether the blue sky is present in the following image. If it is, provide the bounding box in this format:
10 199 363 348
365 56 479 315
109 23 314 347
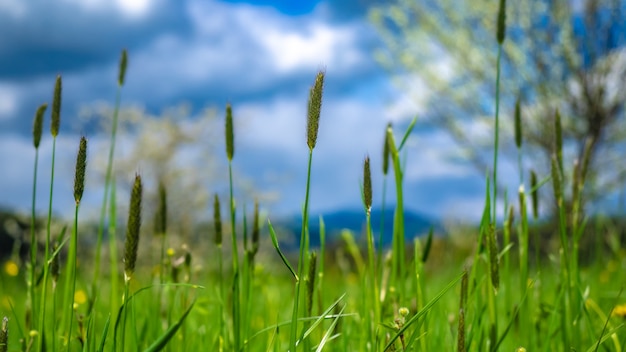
0 0 491 222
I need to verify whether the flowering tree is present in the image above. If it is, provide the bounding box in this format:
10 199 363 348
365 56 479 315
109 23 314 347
370 0 626 211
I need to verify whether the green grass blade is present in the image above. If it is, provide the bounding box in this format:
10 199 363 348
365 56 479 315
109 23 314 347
268 219 298 280
297 294 345 345
385 272 464 350
143 301 196 352
397 115 417 151
96 314 111 352
314 306 345 352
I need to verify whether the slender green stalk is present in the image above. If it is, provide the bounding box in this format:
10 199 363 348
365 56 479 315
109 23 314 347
38 75 62 352
290 150 313 351
492 0 506 222
379 122 391 269
213 194 225 346
413 238 427 351
121 174 142 350
28 103 47 332
514 96 523 184
62 136 87 348
93 49 127 306
517 186 530 342
386 126 406 303
362 156 380 346
290 70 325 351
551 156 572 347
225 103 241 351
108 178 119 327
317 217 326 317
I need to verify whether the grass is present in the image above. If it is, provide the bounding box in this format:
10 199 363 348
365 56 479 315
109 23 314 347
2 8 626 350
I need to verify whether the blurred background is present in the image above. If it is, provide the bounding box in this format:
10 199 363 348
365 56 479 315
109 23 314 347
0 0 625 242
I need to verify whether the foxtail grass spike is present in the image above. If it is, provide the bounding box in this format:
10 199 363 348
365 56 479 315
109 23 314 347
457 270 468 352
363 155 372 213
0 317 7 352
579 137 593 184
51 241 60 286
213 194 222 246
251 199 260 256
422 227 433 263
488 223 499 290
124 174 143 281
33 104 47 149
383 122 391 175
551 156 562 207
572 159 581 205
306 70 325 150
530 170 539 219
554 109 563 174
154 181 167 235
496 0 507 44
51 75 62 137
225 104 234 161
73 137 87 205
118 49 128 87
507 205 514 236
514 96 522 149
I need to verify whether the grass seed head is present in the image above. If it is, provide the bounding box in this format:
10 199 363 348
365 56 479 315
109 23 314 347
213 194 222 246
73 137 87 205
225 104 235 161
306 70 325 150
51 241 60 286
118 49 128 86
496 0 507 44
33 104 47 149
506 204 515 236
51 75 62 137
383 122 392 175
572 159 581 205
514 96 522 149
363 155 372 213
251 199 260 256
530 170 539 219
554 109 563 173
0 317 7 352
124 174 143 281
579 137 593 184
154 180 167 235
550 156 562 206
457 270 468 352
487 223 499 290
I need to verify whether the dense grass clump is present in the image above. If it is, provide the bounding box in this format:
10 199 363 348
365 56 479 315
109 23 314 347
2 9 626 351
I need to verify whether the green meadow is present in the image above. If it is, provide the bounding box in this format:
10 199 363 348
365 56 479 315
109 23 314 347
2 2 626 351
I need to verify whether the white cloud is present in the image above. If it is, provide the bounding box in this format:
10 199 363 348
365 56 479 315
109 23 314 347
0 84 18 120
61 0 155 18
259 23 362 73
0 0 27 19
185 0 366 78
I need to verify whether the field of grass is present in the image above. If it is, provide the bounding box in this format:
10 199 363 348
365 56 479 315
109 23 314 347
2 4 626 350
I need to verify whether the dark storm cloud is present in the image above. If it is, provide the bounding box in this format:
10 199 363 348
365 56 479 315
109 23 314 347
0 0 191 80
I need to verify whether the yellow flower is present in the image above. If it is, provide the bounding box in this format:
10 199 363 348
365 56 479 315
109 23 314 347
613 303 626 318
74 290 87 305
3 260 18 277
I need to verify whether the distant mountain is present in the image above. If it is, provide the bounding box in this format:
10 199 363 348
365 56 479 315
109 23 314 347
272 208 438 249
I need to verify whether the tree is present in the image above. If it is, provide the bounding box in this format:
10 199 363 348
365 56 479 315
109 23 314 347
370 0 626 213
79 104 223 237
